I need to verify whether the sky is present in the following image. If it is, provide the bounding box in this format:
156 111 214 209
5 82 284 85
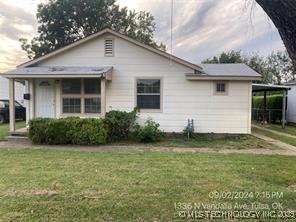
0 0 285 72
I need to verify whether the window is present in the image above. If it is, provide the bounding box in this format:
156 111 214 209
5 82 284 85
63 98 81 113
62 79 81 94
84 79 100 94
62 79 101 114
214 81 228 95
136 79 161 110
216 82 225 92
85 98 101 113
104 38 114 56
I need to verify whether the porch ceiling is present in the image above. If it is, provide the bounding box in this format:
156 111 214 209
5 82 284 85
1 66 113 80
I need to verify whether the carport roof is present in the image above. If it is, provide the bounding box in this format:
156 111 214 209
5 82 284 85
252 83 291 92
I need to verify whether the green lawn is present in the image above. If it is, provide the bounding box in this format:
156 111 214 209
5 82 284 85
0 121 26 140
112 134 277 150
252 127 296 146
256 123 296 136
0 149 295 221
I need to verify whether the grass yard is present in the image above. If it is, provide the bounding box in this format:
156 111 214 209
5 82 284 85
0 149 295 221
112 134 277 150
0 121 26 140
255 123 296 136
252 127 296 146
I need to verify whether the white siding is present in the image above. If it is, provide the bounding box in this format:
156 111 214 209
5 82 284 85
287 85 296 123
37 34 252 133
0 77 25 105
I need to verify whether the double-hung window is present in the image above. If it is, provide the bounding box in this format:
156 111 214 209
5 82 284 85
214 81 228 95
136 79 161 111
62 79 101 114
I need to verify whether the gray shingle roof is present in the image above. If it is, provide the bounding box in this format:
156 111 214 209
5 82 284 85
198 63 261 77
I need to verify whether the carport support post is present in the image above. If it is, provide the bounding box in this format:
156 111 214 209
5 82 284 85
263 91 267 123
9 78 15 132
282 90 286 128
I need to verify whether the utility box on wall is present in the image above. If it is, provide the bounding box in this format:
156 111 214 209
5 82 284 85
24 93 31 100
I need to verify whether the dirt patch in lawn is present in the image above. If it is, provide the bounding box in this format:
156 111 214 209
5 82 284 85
1 189 59 197
287 184 296 191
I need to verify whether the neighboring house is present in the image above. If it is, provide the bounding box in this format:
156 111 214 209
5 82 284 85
286 81 296 123
1 28 261 133
0 77 25 105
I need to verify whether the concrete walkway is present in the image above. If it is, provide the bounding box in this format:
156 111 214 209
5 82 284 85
252 133 296 153
0 138 296 156
252 125 296 139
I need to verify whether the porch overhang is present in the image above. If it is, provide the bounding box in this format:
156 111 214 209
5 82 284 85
1 66 113 80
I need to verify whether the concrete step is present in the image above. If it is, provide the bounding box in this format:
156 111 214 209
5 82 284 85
5 136 30 143
10 131 28 137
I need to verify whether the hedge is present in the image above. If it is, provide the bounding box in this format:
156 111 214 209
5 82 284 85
29 109 164 145
252 95 283 123
29 117 107 145
253 95 283 109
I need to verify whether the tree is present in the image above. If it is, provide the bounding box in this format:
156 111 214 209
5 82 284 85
247 53 272 84
20 0 165 59
267 51 295 84
203 50 244 64
256 0 296 67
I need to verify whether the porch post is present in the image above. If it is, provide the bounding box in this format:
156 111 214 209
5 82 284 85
101 78 106 117
29 79 35 119
9 78 15 132
282 90 286 129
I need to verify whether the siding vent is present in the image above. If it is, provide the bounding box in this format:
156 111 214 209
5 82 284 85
104 39 114 56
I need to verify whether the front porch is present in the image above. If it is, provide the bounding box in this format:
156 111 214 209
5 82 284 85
1 66 113 134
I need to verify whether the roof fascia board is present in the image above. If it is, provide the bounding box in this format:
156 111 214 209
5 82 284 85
186 75 261 81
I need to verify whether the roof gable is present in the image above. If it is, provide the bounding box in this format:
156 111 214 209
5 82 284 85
18 28 202 71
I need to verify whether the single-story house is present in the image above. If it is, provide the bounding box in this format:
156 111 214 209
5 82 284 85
1 28 261 134
286 81 296 123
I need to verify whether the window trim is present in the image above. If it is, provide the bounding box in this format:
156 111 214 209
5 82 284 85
213 81 229 96
104 37 114 57
61 78 101 116
135 77 163 113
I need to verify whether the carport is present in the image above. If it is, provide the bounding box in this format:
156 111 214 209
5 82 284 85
252 84 291 128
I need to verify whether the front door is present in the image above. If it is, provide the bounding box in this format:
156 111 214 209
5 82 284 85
36 79 55 118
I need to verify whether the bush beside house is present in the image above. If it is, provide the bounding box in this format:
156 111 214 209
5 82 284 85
133 119 164 143
29 117 107 145
28 109 164 145
104 108 138 141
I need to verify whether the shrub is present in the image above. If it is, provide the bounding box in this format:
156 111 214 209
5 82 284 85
28 118 53 144
29 117 107 145
104 108 138 141
253 95 283 109
133 118 164 143
253 95 283 122
69 118 107 145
